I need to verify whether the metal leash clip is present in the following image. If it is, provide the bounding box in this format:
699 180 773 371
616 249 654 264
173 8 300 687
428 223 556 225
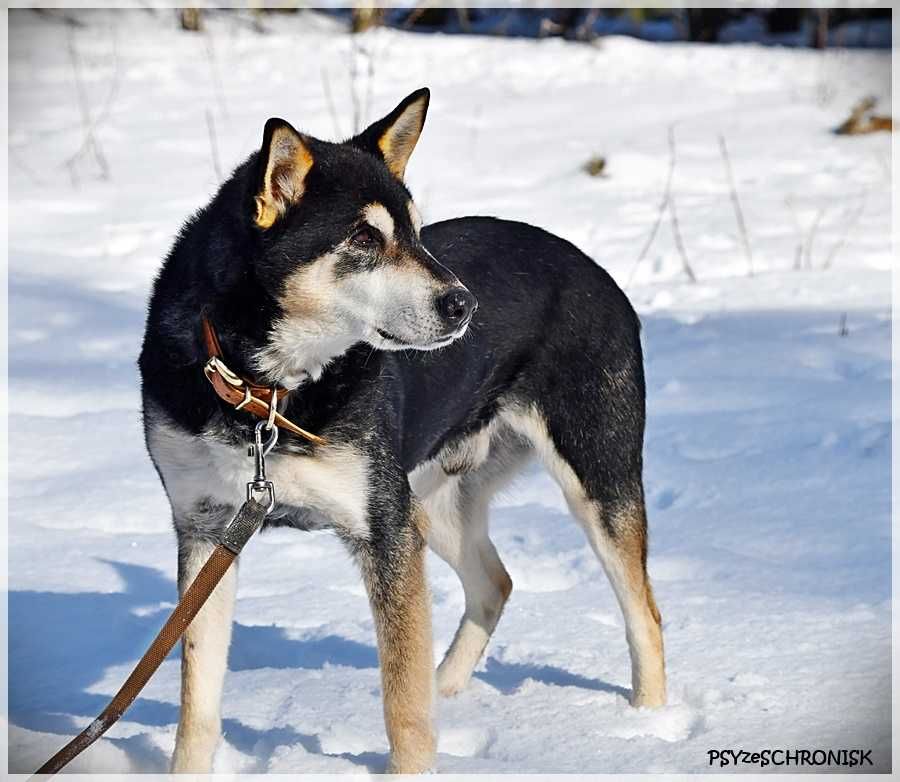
247 420 278 513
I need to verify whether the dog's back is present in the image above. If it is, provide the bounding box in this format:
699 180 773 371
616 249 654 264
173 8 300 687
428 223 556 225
388 217 646 497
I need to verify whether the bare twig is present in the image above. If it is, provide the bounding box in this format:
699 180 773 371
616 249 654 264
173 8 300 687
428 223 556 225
348 38 375 133
823 192 867 270
204 27 228 120
10 145 46 186
320 65 342 137
66 29 109 179
669 198 696 283
348 41 361 134
784 195 804 270
205 108 222 183
626 125 678 287
626 125 695 286
718 134 753 276
787 196 841 271
343 38 378 135
66 159 79 189
363 43 376 130
804 206 826 269
666 127 696 283
65 24 121 183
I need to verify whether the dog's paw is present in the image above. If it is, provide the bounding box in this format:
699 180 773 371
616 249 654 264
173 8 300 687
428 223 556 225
437 680 466 698
631 689 667 708
386 746 437 774
385 721 436 774
436 669 469 698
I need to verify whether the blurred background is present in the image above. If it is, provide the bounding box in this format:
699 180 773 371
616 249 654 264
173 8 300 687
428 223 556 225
8 6 893 775
332 5 892 46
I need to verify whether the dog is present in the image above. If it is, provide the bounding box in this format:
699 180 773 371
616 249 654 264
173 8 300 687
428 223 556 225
139 87 666 774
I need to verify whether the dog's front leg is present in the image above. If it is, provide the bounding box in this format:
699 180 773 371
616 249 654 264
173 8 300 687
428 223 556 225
357 502 436 774
171 529 238 773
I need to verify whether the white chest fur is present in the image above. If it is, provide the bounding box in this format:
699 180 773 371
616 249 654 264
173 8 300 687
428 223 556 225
147 419 371 539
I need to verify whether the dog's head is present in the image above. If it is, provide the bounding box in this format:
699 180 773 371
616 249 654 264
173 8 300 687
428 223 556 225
248 88 476 387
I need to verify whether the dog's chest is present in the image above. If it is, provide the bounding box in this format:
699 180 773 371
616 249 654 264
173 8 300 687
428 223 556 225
148 420 371 538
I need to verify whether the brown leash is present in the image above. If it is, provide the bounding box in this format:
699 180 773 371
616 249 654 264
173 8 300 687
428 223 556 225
32 318 324 777
32 499 267 778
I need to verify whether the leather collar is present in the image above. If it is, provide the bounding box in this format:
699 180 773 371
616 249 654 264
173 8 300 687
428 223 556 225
201 316 326 446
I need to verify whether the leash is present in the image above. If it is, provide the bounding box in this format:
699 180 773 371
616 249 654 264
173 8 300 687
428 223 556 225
32 422 282 778
32 318 325 776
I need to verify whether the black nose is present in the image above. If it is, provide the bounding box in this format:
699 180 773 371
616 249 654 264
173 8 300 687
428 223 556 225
436 287 477 327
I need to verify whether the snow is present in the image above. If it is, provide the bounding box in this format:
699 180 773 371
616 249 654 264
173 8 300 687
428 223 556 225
7 8 892 775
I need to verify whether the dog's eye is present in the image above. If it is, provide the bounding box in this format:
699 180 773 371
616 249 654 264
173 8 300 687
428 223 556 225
350 225 381 250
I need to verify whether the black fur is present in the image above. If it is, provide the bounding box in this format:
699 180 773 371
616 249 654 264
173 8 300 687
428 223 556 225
140 90 655 772
139 156 645 532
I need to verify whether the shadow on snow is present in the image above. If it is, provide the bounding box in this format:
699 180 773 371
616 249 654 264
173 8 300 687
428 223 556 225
9 558 622 771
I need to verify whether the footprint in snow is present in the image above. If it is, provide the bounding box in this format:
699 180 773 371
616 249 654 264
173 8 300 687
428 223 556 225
439 726 494 758
729 672 769 688
653 486 679 511
606 702 703 743
586 611 620 628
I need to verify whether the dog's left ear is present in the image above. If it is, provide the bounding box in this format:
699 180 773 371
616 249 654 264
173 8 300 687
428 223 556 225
351 88 430 181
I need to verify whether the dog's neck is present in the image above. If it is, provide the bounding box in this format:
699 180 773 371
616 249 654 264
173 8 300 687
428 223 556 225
254 314 370 390
208 311 363 393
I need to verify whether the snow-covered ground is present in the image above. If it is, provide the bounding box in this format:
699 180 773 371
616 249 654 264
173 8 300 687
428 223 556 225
7 9 892 775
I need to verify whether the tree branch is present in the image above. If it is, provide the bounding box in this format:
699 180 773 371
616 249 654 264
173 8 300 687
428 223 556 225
718 133 753 276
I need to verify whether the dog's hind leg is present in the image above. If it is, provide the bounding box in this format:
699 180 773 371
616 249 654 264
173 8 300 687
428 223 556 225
171 528 238 773
573 497 665 707
421 434 529 696
502 405 666 708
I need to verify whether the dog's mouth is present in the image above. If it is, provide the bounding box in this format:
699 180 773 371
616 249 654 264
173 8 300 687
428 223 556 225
376 327 408 344
375 322 468 351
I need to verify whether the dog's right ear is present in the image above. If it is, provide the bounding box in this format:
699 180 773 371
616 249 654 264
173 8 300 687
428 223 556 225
253 118 314 229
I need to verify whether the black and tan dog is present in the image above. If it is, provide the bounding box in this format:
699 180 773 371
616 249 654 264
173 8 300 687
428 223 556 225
139 88 666 773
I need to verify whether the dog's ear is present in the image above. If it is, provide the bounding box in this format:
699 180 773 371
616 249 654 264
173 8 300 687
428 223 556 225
351 88 429 181
253 118 315 229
